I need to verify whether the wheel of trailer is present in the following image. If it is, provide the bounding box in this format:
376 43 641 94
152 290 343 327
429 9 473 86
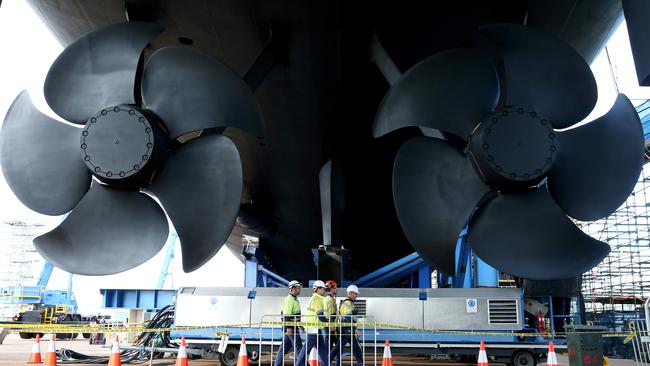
19 332 32 339
459 354 477 363
511 350 537 366
82 333 91 339
56 333 75 340
248 350 259 362
220 345 239 366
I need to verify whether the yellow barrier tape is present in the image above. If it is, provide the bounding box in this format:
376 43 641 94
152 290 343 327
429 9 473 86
258 321 636 338
0 320 637 340
0 322 255 335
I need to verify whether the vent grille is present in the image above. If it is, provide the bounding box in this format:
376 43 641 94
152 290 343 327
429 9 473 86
488 299 518 324
339 299 367 316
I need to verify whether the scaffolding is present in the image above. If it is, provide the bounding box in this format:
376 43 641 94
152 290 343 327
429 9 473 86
579 101 650 318
0 220 45 320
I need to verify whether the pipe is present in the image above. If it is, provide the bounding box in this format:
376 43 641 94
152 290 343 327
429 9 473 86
258 267 289 286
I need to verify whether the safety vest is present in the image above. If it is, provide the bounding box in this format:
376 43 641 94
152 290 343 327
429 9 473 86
281 294 301 324
324 295 337 318
282 294 301 316
339 298 356 316
304 292 326 333
339 298 356 333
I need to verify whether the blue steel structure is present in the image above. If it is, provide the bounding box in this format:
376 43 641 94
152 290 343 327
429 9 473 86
240 228 498 290
354 252 430 288
436 227 499 289
0 260 78 313
635 99 650 150
0 285 78 313
157 231 178 289
172 325 531 345
243 244 289 288
36 262 55 287
100 289 176 309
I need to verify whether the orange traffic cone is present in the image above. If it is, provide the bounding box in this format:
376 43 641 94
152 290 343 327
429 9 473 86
546 341 558 366
308 346 320 366
237 337 249 366
381 339 393 366
44 334 57 366
27 333 42 363
175 336 189 366
477 340 488 366
108 336 121 366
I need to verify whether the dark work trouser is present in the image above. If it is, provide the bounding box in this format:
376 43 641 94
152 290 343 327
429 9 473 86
330 334 364 366
274 331 303 366
295 333 329 366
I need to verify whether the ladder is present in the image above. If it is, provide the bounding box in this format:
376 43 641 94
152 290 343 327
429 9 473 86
42 307 54 324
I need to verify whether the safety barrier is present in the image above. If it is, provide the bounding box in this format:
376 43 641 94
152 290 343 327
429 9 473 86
0 320 639 338
1 318 647 364
259 314 377 366
631 319 650 366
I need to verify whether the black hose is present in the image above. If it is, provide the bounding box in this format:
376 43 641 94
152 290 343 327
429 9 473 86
58 305 177 364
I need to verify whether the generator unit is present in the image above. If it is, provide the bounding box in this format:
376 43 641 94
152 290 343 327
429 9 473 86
174 287 522 331
170 287 554 365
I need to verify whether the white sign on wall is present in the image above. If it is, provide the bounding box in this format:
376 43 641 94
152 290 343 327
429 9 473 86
466 298 478 313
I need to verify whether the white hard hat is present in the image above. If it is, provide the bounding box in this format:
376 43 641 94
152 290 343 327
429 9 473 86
288 280 301 289
312 280 326 289
346 285 359 294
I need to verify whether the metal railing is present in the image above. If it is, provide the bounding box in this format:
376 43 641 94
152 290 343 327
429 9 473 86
631 319 650 366
0 286 42 303
259 314 378 366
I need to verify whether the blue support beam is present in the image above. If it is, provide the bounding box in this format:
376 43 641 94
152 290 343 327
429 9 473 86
360 258 425 287
453 230 472 289
475 256 498 287
417 263 431 288
258 267 289 287
355 252 421 286
67 273 73 303
243 245 288 288
245 257 260 287
100 289 176 309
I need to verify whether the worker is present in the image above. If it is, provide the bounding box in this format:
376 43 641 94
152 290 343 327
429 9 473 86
275 280 303 366
295 280 330 366
324 280 338 348
330 285 364 366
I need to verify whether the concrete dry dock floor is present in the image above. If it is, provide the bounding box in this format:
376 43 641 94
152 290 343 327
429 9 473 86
0 333 637 365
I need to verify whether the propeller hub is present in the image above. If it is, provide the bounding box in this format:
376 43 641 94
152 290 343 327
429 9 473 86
469 106 558 189
81 106 167 187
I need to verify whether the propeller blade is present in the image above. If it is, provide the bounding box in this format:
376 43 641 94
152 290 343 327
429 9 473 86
44 22 163 124
548 94 644 221
374 49 499 140
468 187 610 280
141 46 264 139
149 135 242 272
480 24 597 128
393 137 490 275
0 91 91 215
33 183 168 275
